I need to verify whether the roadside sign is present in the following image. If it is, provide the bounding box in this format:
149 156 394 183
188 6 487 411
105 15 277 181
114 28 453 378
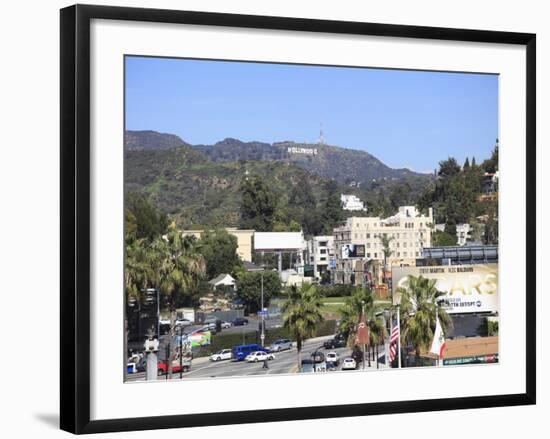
258 310 268 316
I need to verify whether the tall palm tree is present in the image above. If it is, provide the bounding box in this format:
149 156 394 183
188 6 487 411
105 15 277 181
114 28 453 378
338 287 387 366
397 275 452 360
156 228 206 378
125 238 159 341
281 283 324 371
379 234 394 285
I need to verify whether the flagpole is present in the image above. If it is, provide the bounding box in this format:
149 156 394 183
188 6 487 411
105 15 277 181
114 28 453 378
362 301 366 370
435 306 439 367
397 304 401 369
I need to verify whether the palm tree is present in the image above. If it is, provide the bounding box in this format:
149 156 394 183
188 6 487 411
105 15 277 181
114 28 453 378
338 287 387 367
379 234 394 284
125 238 159 341
281 283 324 371
397 275 452 360
156 228 206 378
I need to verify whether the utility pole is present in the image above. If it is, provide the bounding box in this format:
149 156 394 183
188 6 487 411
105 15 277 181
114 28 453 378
260 271 265 347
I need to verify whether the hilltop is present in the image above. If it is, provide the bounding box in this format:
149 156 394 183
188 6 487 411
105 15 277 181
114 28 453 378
126 131 430 186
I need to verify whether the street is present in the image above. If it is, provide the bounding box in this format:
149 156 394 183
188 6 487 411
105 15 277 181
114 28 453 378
126 337 388 382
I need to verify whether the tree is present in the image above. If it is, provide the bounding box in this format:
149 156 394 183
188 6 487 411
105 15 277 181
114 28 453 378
397 275 452 359
320 180 343 234
239 175 277 231
338 287 387 367
431 230 457 247
198 229 242 280
379 235 394 283
482 141 499 173
235 271 281 313
281 283 324 370
125 192 168 242
156 228 206 377
463 157 470 170
438 157 461 178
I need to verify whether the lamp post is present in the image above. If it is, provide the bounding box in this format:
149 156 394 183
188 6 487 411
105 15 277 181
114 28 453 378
179 325 183 379
260 271 265 347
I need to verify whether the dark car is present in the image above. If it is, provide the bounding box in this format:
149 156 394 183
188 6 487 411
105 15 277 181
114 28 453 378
232 317 249 326
323 336 347 349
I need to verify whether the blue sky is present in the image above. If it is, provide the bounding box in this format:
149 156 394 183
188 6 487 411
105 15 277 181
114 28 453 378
125 56 498 173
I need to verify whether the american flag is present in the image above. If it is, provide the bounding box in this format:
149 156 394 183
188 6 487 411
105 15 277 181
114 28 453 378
389 318 400 364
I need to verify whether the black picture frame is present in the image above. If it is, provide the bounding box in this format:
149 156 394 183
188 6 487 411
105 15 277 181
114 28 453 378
60 4 536 435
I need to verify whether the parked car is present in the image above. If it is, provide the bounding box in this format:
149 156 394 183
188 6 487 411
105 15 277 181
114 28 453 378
323 336 347 349
221 321 232 329
176 318 192 327
341 357 357 370
232 317 249 326
268 339 293 352
210 349 232 362
326 351 340 368
245 351 275 362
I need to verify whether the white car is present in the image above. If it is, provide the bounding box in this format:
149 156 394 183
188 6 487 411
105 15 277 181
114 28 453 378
341 357 357 370
326 351 340 366
221 321 232 329
245 351 275 362
210 349 232 362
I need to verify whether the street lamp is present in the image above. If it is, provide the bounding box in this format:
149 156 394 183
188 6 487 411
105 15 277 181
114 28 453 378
260 271 265 347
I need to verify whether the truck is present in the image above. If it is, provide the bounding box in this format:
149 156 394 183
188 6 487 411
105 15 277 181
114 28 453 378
158 340 193 375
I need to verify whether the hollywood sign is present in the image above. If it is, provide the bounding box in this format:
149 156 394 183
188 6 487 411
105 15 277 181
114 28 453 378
287 147 318 155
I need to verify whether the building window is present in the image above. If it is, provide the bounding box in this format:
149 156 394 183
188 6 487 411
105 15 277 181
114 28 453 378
367 253 371 258
366 233 370 238
404 252 408 257
374 253 377 258
320 249 327 254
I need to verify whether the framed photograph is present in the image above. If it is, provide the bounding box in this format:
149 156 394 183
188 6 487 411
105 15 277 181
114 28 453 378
60 4 536 434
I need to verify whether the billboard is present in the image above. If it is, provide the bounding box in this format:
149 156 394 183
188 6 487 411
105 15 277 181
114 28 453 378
341 244 366 259
391 264 498 314
254 232 305 251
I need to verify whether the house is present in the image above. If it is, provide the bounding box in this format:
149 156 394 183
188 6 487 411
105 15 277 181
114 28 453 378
208 273 236 291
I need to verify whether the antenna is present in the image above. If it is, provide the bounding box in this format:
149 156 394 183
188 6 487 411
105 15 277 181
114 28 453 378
318 123 325 145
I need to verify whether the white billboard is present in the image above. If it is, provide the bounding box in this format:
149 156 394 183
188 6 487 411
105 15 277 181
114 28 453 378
254 232 305 251
391 264 498 314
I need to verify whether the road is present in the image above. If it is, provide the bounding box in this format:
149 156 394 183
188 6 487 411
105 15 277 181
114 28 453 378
126 338 388 382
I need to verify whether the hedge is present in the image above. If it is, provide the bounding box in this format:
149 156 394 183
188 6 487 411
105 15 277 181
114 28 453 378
192 320 337 358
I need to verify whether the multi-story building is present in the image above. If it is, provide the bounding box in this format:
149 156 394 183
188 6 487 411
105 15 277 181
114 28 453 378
306 235 335 280
332 206 433 284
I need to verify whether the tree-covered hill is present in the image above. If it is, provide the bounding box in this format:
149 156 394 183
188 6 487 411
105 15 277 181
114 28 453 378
125 130 432 186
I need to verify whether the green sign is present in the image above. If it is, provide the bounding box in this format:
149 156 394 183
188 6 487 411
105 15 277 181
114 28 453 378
443 354 498 366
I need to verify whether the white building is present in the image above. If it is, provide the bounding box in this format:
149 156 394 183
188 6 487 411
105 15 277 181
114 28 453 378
333 206 433 285
306 235 335 280
434 223 471 246
340 194 367 212
456 223 471 246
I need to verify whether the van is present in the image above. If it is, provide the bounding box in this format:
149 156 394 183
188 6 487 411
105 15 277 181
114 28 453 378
231 344 266 361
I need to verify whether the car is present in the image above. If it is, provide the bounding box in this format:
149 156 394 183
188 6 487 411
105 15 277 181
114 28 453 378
326 351 340 368
341 357 357 370
323 336 347 349
232 317 249 326
245 351 275 362
157 360 190 375
231 343 267 361
268 339 293 352
176 318 192 327
221 321 232 329
210 349 232 362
